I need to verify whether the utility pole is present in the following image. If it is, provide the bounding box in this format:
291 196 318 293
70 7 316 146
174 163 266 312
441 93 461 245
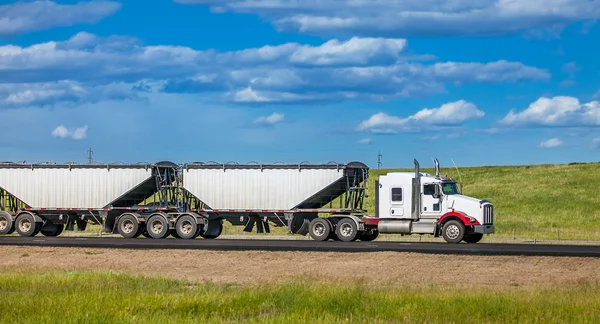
377 150 382 169
87 147 94 164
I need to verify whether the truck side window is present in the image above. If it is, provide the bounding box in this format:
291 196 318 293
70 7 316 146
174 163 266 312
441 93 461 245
423 184 436 196
391 187 402 202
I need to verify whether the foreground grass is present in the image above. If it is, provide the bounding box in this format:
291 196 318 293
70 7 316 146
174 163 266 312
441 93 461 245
0 272 599 324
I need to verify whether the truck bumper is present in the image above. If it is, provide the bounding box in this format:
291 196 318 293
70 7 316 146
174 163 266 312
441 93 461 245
474 225 494 234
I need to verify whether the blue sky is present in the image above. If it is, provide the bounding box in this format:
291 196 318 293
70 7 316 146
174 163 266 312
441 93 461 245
1 0 600 168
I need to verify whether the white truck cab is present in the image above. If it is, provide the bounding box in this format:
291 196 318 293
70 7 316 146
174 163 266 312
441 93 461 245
372 159 494 243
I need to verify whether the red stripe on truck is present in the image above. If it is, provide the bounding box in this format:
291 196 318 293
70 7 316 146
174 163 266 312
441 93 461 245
362 217 381 226
437 211 480 226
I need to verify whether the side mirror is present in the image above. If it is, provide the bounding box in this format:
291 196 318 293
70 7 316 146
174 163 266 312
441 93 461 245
433 185 441 198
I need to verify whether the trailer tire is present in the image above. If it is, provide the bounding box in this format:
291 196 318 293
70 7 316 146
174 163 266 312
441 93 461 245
0 211 15 235
146 215 170 239
308 218 331 241
117 214 140 239
442 220 465 244
359 230 379 241
40 223 64 237
15 213 40 237
335 218 359 242
463 233 483 244
175 215 198 239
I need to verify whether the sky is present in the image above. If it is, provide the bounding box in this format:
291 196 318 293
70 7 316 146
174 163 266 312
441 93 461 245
0 0 600 169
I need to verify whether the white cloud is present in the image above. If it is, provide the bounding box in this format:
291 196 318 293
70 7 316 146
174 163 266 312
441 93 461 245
0 32 549 107
71 126 89 140
255 112 284 125
540 137 563 148
52 125 89 140
0 81 140 108
0 1 121 36
176 0 600 38
358 138 372 144
500 96 600 127
51 126 69 139
358 100 484 133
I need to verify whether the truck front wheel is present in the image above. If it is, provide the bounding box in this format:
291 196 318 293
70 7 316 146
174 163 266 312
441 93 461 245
442 220 465 244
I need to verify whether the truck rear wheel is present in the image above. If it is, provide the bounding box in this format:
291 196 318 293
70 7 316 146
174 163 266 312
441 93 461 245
15 213 40 237
463 233 483 243
335 218 359 242
442 220 465 244
309 218 331 241
0 211 15 235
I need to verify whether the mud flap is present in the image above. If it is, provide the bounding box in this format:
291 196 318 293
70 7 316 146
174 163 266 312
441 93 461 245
202 219 223 238
76 218 87 231
243 215 257 233
287 213 317 236
244 214 271 234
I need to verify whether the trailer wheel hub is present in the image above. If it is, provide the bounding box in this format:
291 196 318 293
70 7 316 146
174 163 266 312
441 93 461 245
151 220 164 234
313 223 325 236
181 221 193 235
121 220 135 234
19 219 31 232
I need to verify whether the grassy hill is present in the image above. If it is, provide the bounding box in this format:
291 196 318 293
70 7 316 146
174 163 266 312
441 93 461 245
365 162 600 241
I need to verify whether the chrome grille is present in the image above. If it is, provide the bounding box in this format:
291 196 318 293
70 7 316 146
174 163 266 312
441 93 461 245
483 204 494 225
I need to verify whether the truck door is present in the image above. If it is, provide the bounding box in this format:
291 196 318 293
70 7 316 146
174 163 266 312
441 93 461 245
421 183 442 219
389 186 405 218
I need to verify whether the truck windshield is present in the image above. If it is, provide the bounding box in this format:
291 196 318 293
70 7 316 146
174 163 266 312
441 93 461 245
442 182 460 195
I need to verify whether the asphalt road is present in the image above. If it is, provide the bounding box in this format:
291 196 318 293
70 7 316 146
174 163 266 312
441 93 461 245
2 236 600 257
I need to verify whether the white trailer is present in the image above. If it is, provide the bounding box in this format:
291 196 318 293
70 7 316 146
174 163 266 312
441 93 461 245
0 161 218 239
180 161 370 237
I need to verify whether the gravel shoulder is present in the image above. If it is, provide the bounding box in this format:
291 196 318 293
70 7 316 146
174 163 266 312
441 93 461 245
2 245 599 289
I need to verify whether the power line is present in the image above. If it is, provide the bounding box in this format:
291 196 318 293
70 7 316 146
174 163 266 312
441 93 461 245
377 150 382 169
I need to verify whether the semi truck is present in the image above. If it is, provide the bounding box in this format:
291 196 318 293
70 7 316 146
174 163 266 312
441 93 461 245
0 158 494 243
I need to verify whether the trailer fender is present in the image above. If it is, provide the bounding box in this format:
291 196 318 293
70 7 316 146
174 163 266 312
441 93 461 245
437 211 479 227
331 215 365 232
17 211 44 223
186 212 207 225
148 212 171 227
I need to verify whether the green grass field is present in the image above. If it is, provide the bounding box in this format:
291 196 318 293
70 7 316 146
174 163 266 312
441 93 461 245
1 271 598 323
